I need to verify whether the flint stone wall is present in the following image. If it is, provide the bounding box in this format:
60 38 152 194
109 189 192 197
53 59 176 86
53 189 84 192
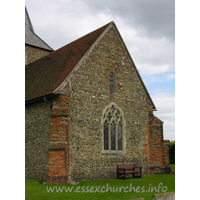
25 24 170 184
25 45 51 65
66 26 152 182
25 101 51 181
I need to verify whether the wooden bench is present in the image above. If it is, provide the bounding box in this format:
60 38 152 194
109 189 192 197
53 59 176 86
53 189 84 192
117 164 142 180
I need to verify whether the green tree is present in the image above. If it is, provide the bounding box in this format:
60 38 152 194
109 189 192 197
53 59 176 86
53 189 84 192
165 141 175 164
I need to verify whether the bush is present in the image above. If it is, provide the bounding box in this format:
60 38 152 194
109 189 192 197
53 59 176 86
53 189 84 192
165 141 175 164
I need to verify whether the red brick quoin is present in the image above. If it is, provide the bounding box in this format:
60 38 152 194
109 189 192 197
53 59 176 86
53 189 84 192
47 94 72 184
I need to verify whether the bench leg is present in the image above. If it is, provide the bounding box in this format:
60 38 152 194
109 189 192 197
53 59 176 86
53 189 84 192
124 173 126 180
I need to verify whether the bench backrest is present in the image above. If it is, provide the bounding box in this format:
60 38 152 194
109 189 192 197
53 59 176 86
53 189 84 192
117 164 134 169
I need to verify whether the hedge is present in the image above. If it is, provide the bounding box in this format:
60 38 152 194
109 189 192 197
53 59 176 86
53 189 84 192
165 141 175 164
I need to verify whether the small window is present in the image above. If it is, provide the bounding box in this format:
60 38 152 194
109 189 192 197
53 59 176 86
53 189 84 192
109 72 115 91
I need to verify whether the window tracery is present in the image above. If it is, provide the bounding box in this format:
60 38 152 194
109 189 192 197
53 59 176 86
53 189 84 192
102 104 124 151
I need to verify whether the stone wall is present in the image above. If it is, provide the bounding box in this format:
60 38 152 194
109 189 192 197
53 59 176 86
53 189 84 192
25 45 51 65
61 25 154 182
25 24 170 184
25 101 51 181
148 114 171 174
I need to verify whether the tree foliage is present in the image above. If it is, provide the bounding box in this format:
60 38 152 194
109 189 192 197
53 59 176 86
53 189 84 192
165 141 175 164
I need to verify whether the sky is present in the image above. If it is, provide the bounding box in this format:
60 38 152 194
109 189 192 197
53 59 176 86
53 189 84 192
25 0 175 140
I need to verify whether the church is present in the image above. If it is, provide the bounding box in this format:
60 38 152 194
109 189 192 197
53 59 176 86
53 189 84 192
25 7 170 184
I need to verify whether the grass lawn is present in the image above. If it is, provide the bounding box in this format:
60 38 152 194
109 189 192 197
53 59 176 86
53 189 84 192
170 164 175 173
25 174 175 200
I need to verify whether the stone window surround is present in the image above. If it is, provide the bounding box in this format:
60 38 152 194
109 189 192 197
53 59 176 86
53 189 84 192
101 102 126 154
109 72 115 91
106 68 118 93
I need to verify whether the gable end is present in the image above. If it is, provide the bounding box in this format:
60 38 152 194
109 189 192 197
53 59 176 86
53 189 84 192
111 23 156 110
56 22 156 110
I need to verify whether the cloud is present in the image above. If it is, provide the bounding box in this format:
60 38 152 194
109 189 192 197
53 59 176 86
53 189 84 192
26 0 175 77
124 35 175 75
162 120 175 140
138 64 172 76
165 73 175 80
151 91 175 140
25 0 175 140
26 0 175 52
83 0 175 40
142 73 175 88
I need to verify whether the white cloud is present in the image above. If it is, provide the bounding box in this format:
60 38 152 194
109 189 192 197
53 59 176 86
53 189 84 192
113 23 175 77
142 73 175 86
26 0 175 73
83 0 175 40
166 73 175 80
25 0 175 140
163 120 175 141
26 0 115 49
125 36 175 75
138 64 172 76
152 91 175 140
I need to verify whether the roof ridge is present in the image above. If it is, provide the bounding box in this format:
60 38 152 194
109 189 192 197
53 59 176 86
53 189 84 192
26 22 112 67
53 21 114 93
26 21 112 102
25 20 156 110
55 21 113 52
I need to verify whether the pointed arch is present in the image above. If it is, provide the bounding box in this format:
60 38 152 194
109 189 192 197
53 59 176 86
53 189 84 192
102 103 125 152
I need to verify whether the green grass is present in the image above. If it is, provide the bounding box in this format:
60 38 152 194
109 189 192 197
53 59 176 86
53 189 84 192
25 174 175 200
170 164 175 173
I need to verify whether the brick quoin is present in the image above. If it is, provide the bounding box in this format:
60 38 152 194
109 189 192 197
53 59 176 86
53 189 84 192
148 112 170 174
142 101 170 175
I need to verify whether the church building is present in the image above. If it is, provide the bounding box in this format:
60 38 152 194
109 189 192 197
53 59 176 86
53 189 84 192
25 7 170 184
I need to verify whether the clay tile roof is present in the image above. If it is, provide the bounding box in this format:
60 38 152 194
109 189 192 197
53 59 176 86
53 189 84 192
25 22 112 102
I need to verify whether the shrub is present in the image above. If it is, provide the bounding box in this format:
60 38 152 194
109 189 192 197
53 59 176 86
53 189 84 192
165 141 175 164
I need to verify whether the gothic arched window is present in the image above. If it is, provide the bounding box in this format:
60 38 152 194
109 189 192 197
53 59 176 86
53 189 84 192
102 104 124 151
109 72 115 92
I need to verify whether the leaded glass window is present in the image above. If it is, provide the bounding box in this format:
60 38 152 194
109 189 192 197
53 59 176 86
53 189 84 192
118 123 122 150
104 122 109 150
102 104 124 151
109 72 115 92
111 122 115 150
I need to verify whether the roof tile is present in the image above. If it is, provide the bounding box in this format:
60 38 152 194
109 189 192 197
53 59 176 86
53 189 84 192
25 22 112 101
